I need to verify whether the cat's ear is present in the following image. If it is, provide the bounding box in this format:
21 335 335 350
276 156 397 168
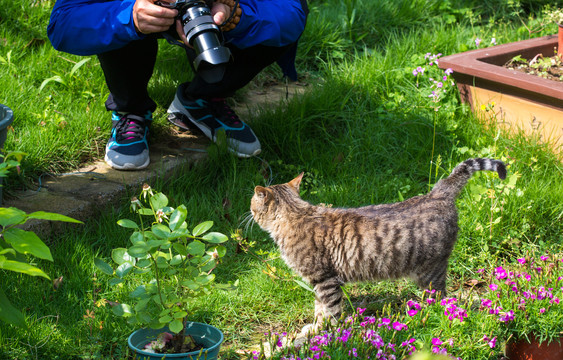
254 186 273 203
288 172 304 193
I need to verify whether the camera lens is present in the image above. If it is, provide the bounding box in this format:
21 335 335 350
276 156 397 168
180 1 232 83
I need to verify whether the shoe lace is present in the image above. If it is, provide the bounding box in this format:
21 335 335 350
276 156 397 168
114 114 147 142
209 98 242 127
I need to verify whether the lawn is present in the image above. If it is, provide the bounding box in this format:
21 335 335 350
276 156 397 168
1 0 563 359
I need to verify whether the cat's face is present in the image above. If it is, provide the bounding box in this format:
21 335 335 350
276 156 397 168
250 173 304 228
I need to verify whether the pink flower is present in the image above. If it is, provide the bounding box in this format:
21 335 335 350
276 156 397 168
495 267 508 280
489 283 499 291
517 258 526 265
483 335 497 348
392 321 407 331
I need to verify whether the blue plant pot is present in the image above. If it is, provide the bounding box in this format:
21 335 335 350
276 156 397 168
0 104 14 205
128 322 224 360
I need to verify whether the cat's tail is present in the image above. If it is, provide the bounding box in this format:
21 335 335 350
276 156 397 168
431 158 506 198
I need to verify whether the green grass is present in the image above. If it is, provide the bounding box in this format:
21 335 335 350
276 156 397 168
1 0 563 359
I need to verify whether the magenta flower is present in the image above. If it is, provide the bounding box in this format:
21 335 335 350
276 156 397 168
489 283 499 291
517 258 526 265
392 321 407 331
495 266 508 280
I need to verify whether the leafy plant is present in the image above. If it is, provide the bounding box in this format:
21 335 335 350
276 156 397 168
0 152 83 328
544 6 563 26
95 184 233 354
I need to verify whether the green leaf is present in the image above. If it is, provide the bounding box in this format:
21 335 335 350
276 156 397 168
172 310 188 319
193 221 213 236
39 75 65 92
294 279 315 293
169 319 184 334
151 224 171 239
159 314 173 323
3 228 53 261
0 288 27 329
115 262 133 278
186 240 205 256
27 211 82 224
150 192 168 210
172 243 188 256
137 259 151 268
1 260 50 279
169 205 187 231
134 298 150 312
94 258 114 276
130 285 147 298
181 280 200 290
117 219 139 229
108 278 124 286
112 304 133 317
196 274 215 285
128 244 149 258
202 232 228 244
0 207 27 227
170 254 184 266
69 57 91 76
129 231 144 245
112 248 135 266
138 208 153 216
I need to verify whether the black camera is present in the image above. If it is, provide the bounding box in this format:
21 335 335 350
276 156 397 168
157 0 232 83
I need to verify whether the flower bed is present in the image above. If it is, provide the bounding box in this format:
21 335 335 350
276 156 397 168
249 253 563 359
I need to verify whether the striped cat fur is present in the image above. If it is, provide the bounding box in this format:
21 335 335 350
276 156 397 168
251 158 506 325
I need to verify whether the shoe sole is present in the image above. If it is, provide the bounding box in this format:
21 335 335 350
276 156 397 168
104 152 150 170
167 96 261 158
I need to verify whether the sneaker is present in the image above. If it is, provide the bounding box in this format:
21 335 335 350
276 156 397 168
167 84 261 157
104 111 152 170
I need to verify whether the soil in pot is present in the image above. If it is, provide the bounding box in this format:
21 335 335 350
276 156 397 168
504 53 563 82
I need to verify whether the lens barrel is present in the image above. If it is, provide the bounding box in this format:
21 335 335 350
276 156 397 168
180 1 232 83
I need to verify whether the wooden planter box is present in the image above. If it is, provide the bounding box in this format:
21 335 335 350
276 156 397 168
438 35 563 154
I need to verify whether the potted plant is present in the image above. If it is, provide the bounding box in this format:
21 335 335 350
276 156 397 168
95 184 232 359
475 253 563 359
544 7 563 56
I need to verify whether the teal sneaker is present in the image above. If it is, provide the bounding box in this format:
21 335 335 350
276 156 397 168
104 111 152 170
167 84 261 158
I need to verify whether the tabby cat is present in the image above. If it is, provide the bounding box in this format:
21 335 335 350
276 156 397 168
250 158 506 325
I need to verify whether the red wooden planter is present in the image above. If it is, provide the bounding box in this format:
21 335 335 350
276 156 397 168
505 336 563 360
438 35 563 155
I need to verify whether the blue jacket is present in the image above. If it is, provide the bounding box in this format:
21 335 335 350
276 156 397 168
47 0 307 56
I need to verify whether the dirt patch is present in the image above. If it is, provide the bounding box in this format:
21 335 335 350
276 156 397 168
504 53 563 81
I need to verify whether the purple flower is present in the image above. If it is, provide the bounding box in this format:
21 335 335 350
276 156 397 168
540 308 546 314
444 68 453 75
432 338 442 346
495 266 508 280
489 283 499 291
349 348 357 357
475 38 482 47
408 309 418 317
499 310 515 322
491 37 497 45
392 321 407 331
483 335 497 348
517 258 526 265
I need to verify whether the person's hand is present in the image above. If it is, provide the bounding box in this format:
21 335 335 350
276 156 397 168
133 0 178 35
175 2 230 45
